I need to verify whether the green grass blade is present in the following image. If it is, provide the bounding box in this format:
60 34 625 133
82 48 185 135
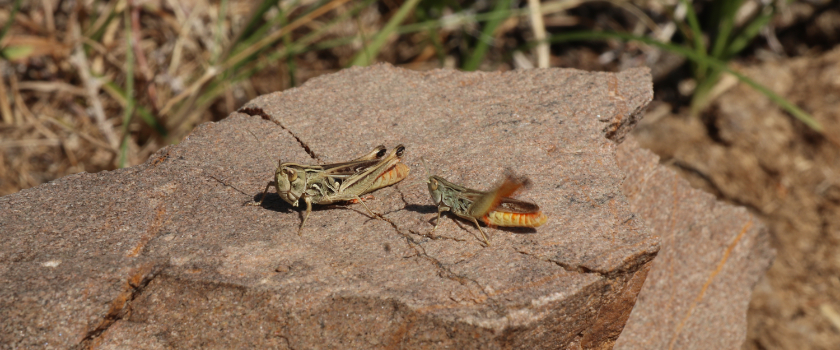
725 5 774 59
0 45 33 60
230 0 282 49
354 15 372 67
278 3 297 87
221 0 351 73
545 31 823 132
689 68 722 115
0 0 22 43
120 9 135 168
395 7 522 36
85 1 119 42
709 0 742 60
350 0 423 66
212 0 229 63
679 0 708 79
200 0 375 103
462 0 512 71
227 0 302 65
102 82 168 137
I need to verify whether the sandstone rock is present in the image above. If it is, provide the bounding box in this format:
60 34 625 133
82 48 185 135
630 47 840 350
614 137 775 350
0 64 657 349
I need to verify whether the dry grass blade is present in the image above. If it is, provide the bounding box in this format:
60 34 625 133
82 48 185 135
16 81 87 96
158 67 218 119
0 61 13 124
69 16 119 150
0 139 62 147
221 0 354 71
160 0 353 119
43 116 117 153
528 0 549 68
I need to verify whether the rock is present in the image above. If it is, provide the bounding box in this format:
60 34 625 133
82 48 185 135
632 47 840 350
614 137 775 350
0 64 658 349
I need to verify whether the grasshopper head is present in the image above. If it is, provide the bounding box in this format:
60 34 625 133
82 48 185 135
427 176 444 206
275 164 306 206
421 158 443 205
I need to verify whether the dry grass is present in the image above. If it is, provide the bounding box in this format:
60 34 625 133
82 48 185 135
0 0 588 195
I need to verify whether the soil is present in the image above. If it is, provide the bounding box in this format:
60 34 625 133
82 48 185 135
633 47 840 350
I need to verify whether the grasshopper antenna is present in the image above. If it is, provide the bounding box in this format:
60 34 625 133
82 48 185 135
421 157 433 184
247 129 279 166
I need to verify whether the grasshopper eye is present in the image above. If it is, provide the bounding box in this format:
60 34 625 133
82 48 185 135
429 178 438 190
284 168 297 181
375 147 387 158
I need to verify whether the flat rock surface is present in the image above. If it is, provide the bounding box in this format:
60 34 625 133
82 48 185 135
614 137 774 350
0 64 657 349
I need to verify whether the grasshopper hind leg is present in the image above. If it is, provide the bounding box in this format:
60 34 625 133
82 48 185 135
352 195 378 219
468 217 491 246
429 206 449 236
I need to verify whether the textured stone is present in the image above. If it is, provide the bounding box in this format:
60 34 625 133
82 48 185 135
632 47 840 350
614 137 775 350
0 64 657 349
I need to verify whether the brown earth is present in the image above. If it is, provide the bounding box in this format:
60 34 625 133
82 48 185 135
633 46 840 350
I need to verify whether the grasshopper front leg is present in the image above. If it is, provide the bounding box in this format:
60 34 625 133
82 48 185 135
298 195 313 236
430 205 450 236
429 205 489 245
247 181 276 206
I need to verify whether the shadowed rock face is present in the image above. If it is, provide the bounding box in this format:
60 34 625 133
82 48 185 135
0 64 661 349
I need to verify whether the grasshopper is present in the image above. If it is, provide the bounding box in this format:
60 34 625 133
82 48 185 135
252 145 409 234
425 167 547 245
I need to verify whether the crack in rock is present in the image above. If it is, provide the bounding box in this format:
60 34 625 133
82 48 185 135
376 215 506 316
549 258 604 276
514 249 609 278
76 264 164 348
239 107 319 160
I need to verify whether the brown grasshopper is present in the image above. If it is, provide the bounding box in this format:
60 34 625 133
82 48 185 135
252 145 409 234
425 167 547 245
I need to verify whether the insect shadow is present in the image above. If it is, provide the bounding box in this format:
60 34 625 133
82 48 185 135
495 226 539 235
403 204 438 214
247 192 295 213
249 192 376 217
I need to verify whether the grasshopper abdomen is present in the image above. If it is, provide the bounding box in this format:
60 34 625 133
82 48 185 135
368 162 410 192
484 210 548 228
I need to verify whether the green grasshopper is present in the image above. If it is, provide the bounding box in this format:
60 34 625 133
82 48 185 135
425 167 547 246
252 145 409 235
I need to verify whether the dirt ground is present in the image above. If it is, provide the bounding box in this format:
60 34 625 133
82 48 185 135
633 47 840 350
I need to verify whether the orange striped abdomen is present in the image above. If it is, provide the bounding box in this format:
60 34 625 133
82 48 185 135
484 210 548 228
367 162 410 192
